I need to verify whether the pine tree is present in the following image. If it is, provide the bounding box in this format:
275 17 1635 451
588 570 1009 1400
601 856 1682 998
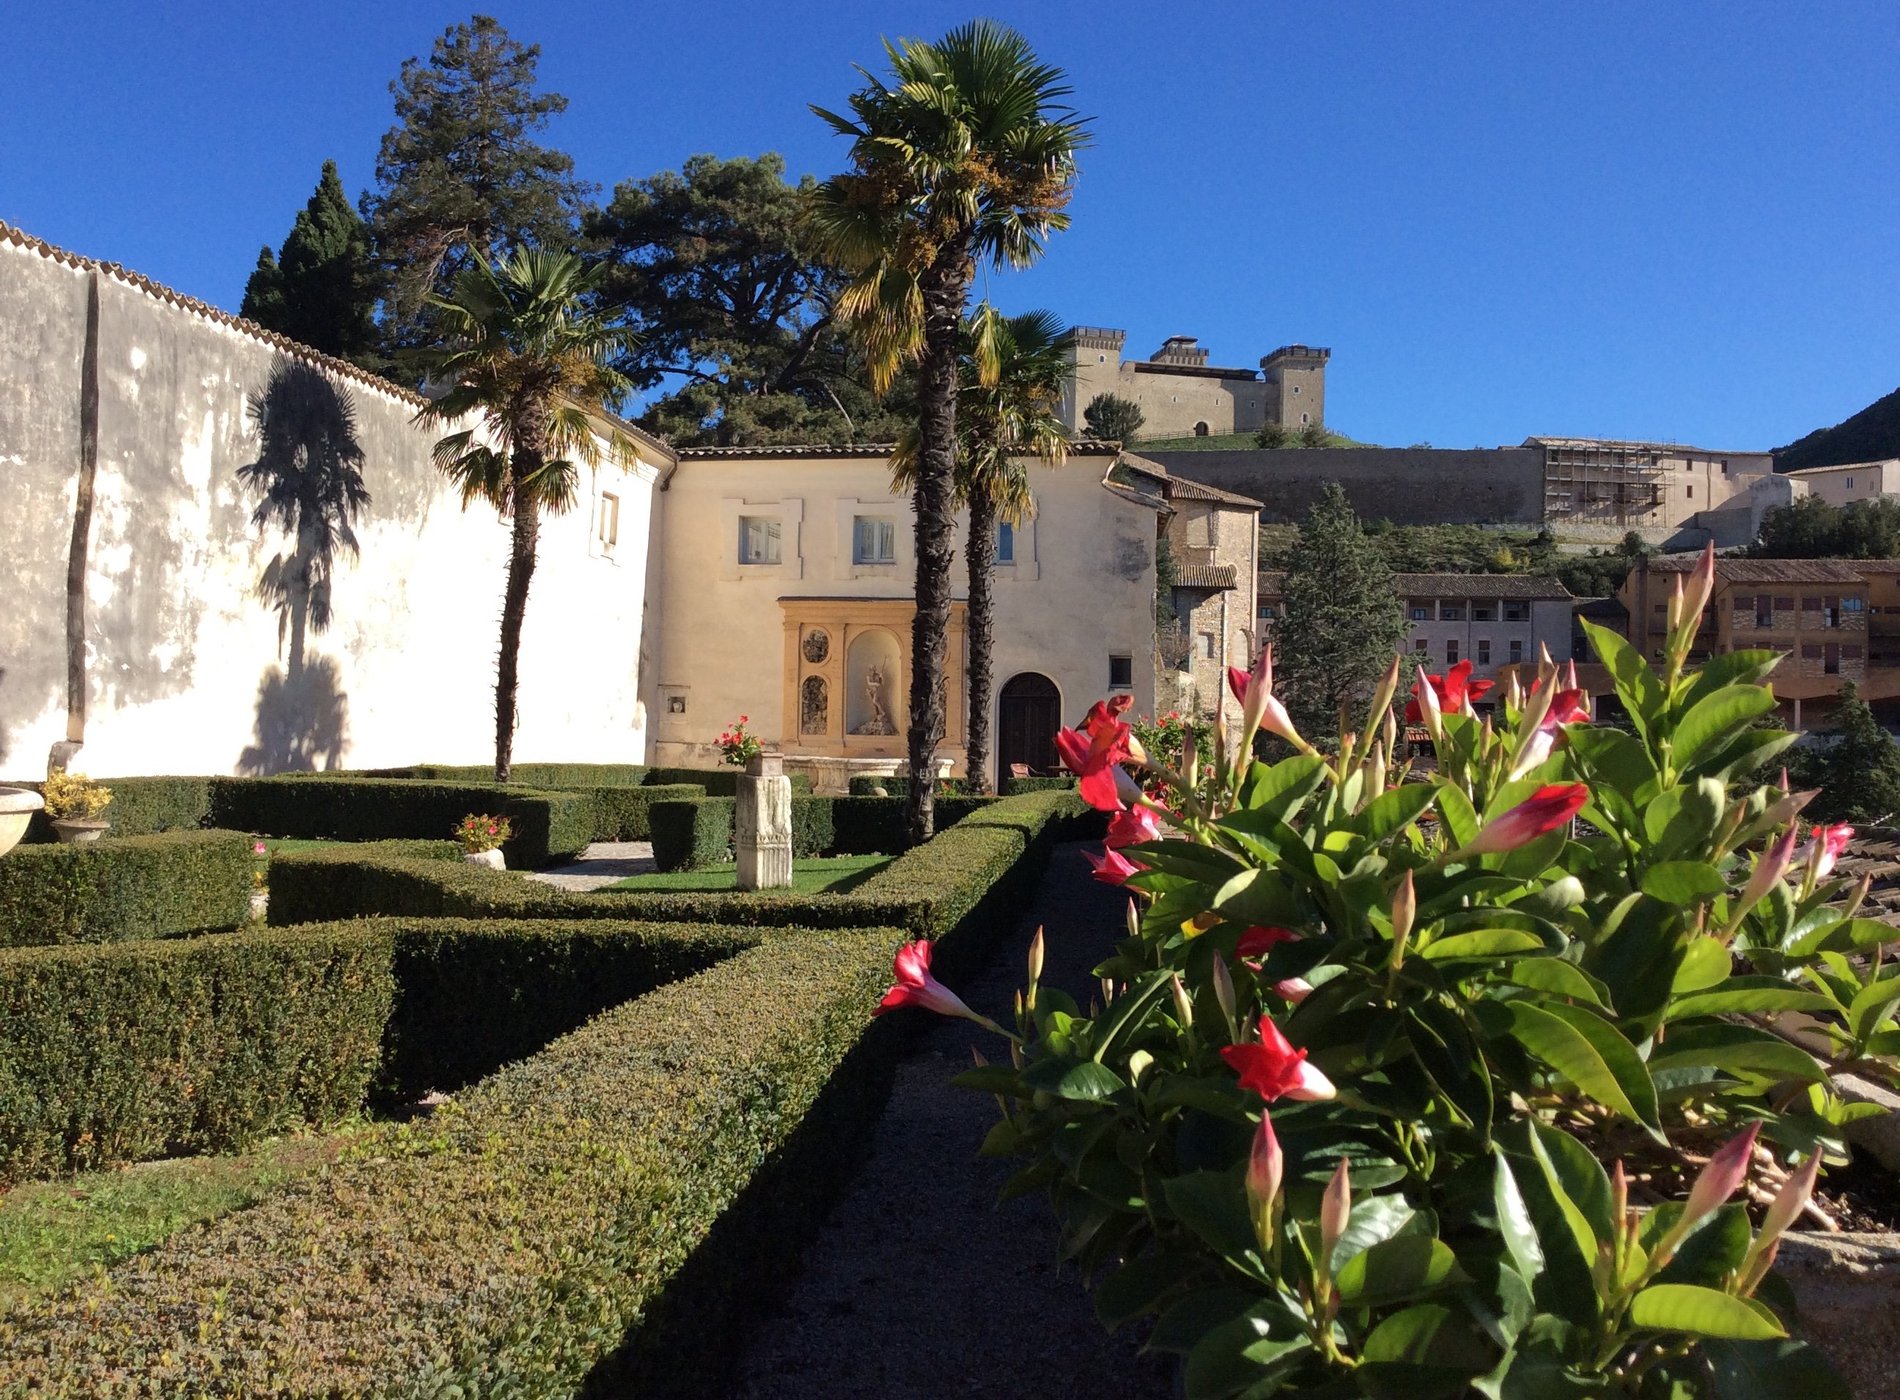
241 163 380 368
1083 392 1144 443
362 14 593 342
1807 683 1900 823
1274 482 1407 738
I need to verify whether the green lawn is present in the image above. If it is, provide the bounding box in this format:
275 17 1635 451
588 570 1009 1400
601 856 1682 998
605 854 892 894
0 1129 359 1311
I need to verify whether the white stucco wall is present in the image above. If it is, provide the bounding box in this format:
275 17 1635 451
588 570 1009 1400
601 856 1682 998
650 448 1160 782
0 233 661 778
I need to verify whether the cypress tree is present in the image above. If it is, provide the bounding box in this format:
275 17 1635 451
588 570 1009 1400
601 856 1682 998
241 163 381 369
1807 683 1900 823
1274 482 1408 739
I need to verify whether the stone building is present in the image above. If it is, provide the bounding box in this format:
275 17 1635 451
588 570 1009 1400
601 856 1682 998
1255 571 1575 697
1057 327 1329 440
1618 555 1899 727
1782 458 1900 508
1530 437 1777 532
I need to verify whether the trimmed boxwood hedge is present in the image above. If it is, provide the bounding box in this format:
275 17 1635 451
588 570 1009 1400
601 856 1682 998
0 917 750 1186
0 830 255 947
847 774 1077 797
648 793 995 871
0 790 1083 1394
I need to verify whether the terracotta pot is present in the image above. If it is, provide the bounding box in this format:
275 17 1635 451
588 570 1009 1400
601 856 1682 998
0 786 43 857
50 817 109 844
464 848 506 870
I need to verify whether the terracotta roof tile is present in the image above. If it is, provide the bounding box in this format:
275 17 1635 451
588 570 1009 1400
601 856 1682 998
1175 564 1238 589
1645 556 1867 584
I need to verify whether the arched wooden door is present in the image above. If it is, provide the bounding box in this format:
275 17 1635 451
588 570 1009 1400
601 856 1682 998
997 672 1061 780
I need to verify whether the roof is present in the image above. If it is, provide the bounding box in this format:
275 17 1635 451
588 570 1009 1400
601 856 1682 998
1163 474 1264 510
1525 436 1769 459
0 217 678 465
1174 564 1238 590
1784 459 1900 476
1255 571 1571 600
1126 358 1260 381
676 440 1120 461
1644 556 1867 584
1575 596 1630 620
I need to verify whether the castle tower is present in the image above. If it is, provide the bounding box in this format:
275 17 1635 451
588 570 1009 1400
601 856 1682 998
1059 326 1126 432
1259 345 1330 429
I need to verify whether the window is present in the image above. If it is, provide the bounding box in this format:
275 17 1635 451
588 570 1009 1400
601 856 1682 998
1477 639 1491 666
1508 639 1523 664
1472 603 1496 622
1687 484 1693 500
1257 602 1278 621
1446 641 1459 665
1440 604 1464 622
1199 632 1216 659
1801 644 1822 659
597 492 620 552
1755 595 1772 628
1846 596 1865 612
738 515 781 565
1847 477 1855 490
996 520 1014 564
853 515 896 564
1503 601 1528 622
1410 604 1430 621
1844 644 1865 660
1414 638 1430 654
1823 595 1841 628
1109 655 1133 688
1775 596 1794 611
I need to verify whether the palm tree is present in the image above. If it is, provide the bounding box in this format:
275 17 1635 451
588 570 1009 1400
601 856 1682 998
895 306 1073 794
806 20 1086 842
412 247 636 782
237 358 371 681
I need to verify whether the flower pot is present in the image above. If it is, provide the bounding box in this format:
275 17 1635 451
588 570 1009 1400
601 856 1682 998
464 848 506 871
50 817 109 844
0 786 44 858
745 751 784 778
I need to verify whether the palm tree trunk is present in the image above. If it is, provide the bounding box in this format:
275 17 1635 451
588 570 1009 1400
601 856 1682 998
905 251 973 844
965 490 997 796
494 448 544 785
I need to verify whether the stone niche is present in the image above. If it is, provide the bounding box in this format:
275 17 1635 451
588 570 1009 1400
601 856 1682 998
778 598 968 765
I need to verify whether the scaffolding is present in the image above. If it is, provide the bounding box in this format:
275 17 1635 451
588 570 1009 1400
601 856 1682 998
1540 439 1671 523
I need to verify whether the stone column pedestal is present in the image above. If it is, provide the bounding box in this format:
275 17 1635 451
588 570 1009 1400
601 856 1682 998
737 751 793 891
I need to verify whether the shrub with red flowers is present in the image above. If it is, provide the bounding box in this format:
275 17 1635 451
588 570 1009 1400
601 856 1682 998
715 715 763 768
454 813 512 853
880 544 1890 1395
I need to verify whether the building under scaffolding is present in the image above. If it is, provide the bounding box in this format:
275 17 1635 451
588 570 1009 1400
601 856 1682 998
1527 437 1775 530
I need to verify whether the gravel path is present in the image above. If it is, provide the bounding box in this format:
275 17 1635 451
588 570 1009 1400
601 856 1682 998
731 841 1172 1399
527 841 656 891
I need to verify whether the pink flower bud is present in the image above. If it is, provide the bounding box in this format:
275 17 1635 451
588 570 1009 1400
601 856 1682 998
1738 826 1800 914
1462 784 1589 856
1272 977 1314 1004
1085 846 1144 886
1682 1122 1760 1231
1246 1112 1283 1217
1320 1157 1351 1261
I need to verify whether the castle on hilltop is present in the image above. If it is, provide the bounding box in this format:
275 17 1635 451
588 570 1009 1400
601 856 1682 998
1056 328 1329 440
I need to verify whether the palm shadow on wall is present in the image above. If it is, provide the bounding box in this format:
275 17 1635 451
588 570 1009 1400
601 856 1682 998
234 358 369 775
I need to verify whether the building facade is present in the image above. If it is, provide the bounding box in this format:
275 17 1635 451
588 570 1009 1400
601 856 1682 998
1531 437 1777 531
1782 459 1900 508
1057 327 1329 440
647 443 1173 789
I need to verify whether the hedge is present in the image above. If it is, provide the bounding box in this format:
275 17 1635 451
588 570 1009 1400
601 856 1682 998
0 917 749 1186
0 830 255 947
0 924 392 1181
648 793 996 871
209 777 593 867
7 775 217 842
0 791 1084 1394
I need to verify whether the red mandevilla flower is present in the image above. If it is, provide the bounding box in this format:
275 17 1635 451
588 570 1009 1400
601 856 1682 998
1800 822 1854 881
1085 846 1145 886
1235 926 1299 958
1406 659 1495 722
1105 805 1161 849
1462 783 1589 855
1220 1016 1336 1102
875 940 981 1022
1055 718 1136 813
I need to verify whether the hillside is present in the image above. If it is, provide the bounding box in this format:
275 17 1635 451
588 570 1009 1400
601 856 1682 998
1775 383 1900 471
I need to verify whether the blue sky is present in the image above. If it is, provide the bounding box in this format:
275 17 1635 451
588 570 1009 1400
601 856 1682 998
5 1 1896 450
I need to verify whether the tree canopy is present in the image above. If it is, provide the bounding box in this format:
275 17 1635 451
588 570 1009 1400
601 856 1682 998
240 162 381 369
1787 682 1900 824
361 14 593 342
1750 495 1900 559
1274 483 1408 737
1083 392 1143 443
586 153 910 445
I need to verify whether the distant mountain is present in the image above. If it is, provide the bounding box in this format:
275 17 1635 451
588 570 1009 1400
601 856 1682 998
1776 384 1900 471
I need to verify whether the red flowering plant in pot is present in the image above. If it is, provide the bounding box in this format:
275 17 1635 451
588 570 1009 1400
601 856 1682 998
881 544 1892 1395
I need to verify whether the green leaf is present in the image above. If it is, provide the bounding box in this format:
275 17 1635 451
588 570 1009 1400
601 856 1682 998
1355 783 1439 842
1018 1057 1127 1102
1504 959 1606 1006
1672 685 1778 768
1848 971 1900 1041
1422 928 1549 962
1328 1195 1418 1275
1671 936 1732 994
1184 1314 1310 1400
1093 1250 1201 1329
1702 1339 1850 1400
1668 979 1837 1020
1582 619 1665 741
1641 860 1727 904
1493 1152 1546 1288
1162 1170 1259 1270
1627 1284 1785 1340
1236 752 1329 823
1357 1305 1501 1399
1335 1234 1465 1308
1507 1002 1660 1129
1436 781 1481 850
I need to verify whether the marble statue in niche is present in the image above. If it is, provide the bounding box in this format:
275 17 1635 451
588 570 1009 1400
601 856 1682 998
852 663 897 735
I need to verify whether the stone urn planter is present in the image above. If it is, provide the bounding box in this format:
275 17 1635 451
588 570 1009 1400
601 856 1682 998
464 848 506 871
50 817 110 844
0 786 43 857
